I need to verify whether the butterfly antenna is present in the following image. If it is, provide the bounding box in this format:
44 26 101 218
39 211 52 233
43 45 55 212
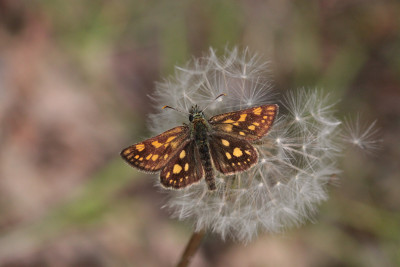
201 93 226 112
162 105 189 115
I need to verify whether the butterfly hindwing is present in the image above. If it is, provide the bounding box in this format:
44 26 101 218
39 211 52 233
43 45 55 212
160 141 204 189
209 133 258 175
120 126 190 172
209 104 278 141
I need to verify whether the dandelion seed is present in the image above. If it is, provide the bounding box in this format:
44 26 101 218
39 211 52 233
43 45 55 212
342 115 381 152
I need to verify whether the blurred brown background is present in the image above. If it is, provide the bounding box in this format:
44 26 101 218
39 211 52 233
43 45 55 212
0 0 399 266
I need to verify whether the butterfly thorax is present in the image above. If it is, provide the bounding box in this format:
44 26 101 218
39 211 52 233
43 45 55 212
189 105 209 142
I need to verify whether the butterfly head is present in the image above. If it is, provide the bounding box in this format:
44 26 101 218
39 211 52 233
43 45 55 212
162 94 226 123
189 105 205 122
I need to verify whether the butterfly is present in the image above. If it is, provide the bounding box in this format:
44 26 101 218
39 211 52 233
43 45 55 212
120 95 278 190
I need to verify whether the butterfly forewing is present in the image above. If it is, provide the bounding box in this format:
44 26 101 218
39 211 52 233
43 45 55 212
160 141 204 189
209 104 278 141
209 133 258 175
120 126 190 172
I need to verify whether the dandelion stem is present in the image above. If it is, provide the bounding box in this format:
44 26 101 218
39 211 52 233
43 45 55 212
176 229 206 267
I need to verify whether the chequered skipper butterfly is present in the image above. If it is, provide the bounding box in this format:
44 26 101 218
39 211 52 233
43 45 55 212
121 95 278 190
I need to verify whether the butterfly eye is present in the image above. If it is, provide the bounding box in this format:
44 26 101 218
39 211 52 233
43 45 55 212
189 114 193 122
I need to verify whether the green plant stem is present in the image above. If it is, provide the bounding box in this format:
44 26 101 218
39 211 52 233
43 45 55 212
176 229 206 267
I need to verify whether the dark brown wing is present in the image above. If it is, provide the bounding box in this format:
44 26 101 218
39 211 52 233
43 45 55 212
209 104 278 141
120 126 190 173
209 133 258 175
160 141 204 189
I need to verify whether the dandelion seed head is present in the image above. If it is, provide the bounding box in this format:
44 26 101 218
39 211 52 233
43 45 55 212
149 48 379 242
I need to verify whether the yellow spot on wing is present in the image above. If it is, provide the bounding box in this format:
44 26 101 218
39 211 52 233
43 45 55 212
225 152 232 159
136 144 145 151
253 122 260 126
223 119 235 123
239 131 245 136
263 116 268 119
180 150 186 159
164 154 169 159
151 154 159 161
151 141 163 148
248 125 256 130
134 155 139 159
146 154 152 160
166 172 170 178
253 107 262 115
245 150 251 155
139 157 143 161
173 164 182 174
166 136 176 143
224 124 233 132
180 178 183 182
221 139 230 146
238 114 247 122
123 149 131 155
267 106 276 111
184 163 189 171
171 141 178 148
233 148 243 157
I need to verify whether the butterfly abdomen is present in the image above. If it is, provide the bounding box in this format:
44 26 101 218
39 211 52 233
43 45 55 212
198 143 215 190
193 119 216 190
